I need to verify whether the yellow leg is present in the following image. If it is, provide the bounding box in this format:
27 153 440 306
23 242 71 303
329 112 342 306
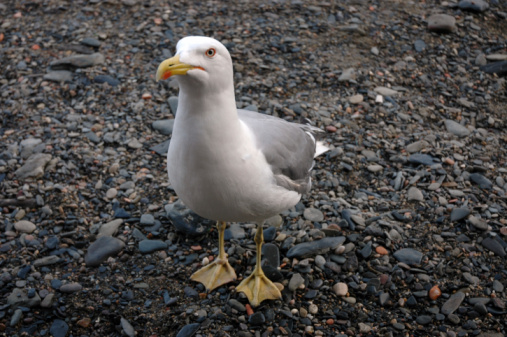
236 223 282 307
191 221 237 290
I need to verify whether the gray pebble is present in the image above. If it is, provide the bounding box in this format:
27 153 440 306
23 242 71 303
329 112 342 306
85 236 125 266
393 248 423 265
304 208 324 222
287 236 346 258
139 240 168 253
441 292 465 315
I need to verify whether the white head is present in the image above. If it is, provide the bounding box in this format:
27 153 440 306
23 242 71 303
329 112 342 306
156 36 234 95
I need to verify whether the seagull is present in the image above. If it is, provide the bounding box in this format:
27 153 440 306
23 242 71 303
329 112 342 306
156 36 328 307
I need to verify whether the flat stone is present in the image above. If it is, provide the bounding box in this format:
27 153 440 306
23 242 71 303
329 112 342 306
288 273 305 291
416 315 432 325
60 282 83 293
441 292 465 315
469 173 493 189
393 248 423 265
348 94 363 104
34 255 60 267
44 70 73 82
480 61 507 76
367 164 383 172
15 153 52 179
427 14 456 33
50 319 69 337
139 240 168 253
150 139 170 156
408 153 435 166
94 75 120 86
338 68 356 81
121 317 135 337
140 214 155 225
152 119 175 135
225 223 245 240
287 237 346 258
304 208 324 222
40 293 56 308
407 187 424 201
81 37 101 47
176 323 200 337
14 220 36 233
85 236 125 267
450 208 470 222
458 0 489 12
406 140 429 153
444 119 471 137
106 188 118 199
468 215 488 230
262 243 280 268
7 288 41 308
374 86 399 96
50 52 105 69
481 237 506 257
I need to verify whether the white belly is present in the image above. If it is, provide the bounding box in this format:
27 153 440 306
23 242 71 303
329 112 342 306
167 121 301 222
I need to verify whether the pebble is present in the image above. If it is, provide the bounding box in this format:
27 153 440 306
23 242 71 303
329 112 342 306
50 319 69 337
393 248 423 265
407 187 424 201
248 312 265 325
441 292 465 315
374 86 399 96
303 208 324 222
288 273 305 291
427 14 456 33
481 237 506 257
14 220 36 233
450 208 470 222
469 173 493 189
139 240 168 253
458 0 489 12
333 282 348 296
94 75 120 86
287 236 346 258
348 94 363 104
98 219 123 237
59 283 83 293
43 70 73 82
85 236 125 266
121 317 136 337
15 153 52 179
444 119 471 137
50 52 105 69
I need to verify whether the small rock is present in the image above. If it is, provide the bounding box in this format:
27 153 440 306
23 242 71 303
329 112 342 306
393 248 423 265
15 153 52 179
407 187 424 201
469 173 493 189
14 220 36 233
481 237 506 257
338 68 356 81
139 240 168 253
441 292 465 315
287 237 346 258
121 317 136 337
94 75 120 86
288 273 305 291
444 120 471 137
50 319 69 337
106 188 118 199
333 282 348 296
85 236 125 267
458 0 489 12
427 14 456 33
44 70 73 82
50 53 105 69
450 208 470 222
348 94 363 104
304 208 324 222
374 86 399 96
60 283 83 293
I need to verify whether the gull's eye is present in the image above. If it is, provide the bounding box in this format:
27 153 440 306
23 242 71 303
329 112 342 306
205 48 216 58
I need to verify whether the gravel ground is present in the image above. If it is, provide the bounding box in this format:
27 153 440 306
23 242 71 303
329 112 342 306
1 0 507 336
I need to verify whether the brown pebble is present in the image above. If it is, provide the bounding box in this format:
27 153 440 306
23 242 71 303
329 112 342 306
429 285 442 300
77 317 91 328
376 246 388 255
326 318 334 325
444 157 455 165
326 125 337 133
500 227 507 236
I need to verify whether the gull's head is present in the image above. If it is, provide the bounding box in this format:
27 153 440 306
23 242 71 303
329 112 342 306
156 36 233 92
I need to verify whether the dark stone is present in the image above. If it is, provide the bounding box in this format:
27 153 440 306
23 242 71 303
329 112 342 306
480 61 507 76
408 153 435 166
248 312 266 325
458 0 489 12
393 248 423 265
139 240 168 254
481 237 506 257
286 236 346 258
450 208 470 222
85 236 125 267
50 319 69 337
94 75 120 86
469 173 493 189
176 323 200 337
441 292 465 315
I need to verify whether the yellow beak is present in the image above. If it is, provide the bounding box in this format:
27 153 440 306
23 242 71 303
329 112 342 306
156 55 202 81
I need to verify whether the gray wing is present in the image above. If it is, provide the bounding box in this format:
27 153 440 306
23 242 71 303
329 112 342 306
238 109 323 194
